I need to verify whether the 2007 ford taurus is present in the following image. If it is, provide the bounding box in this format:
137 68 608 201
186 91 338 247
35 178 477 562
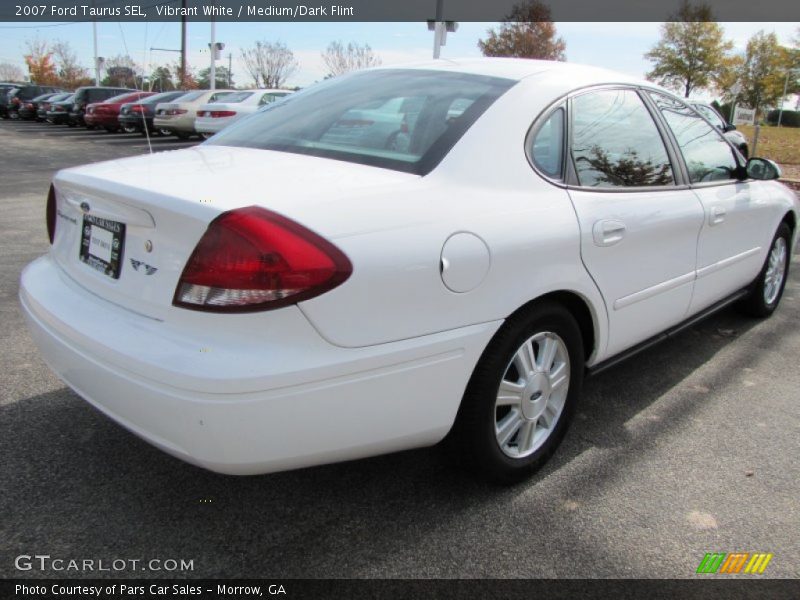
20 59 798 482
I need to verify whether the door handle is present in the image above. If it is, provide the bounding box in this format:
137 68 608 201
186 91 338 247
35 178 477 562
592 219 626 247
709 206 726 226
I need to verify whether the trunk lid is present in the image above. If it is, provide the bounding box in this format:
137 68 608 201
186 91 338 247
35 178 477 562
50 145 417 320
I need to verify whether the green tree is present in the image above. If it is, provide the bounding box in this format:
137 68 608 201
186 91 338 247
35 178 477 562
197 65 233 89
101 55 139 88
478 0 566 61
149 65 176 91
738 31 791 119
644 1 733 97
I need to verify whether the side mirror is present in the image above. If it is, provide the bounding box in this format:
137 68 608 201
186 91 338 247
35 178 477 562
722 123 737 133
746 157 782 181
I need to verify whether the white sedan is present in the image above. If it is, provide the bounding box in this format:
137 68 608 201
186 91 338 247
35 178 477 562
20 59 798 482
195 89 292 138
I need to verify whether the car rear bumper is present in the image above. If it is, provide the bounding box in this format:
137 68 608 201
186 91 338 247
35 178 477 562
153 115 195 133
195 118 230 134
20 255 497 475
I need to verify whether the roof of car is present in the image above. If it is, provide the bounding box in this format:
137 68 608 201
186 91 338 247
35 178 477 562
379 57 644 86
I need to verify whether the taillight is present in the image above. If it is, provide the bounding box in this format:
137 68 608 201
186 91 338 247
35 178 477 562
11 97 21 106
131 104 146 113
210 110 236 118
173 206 352 312
46 184 56 244
168 108 187 116
24 103 34 109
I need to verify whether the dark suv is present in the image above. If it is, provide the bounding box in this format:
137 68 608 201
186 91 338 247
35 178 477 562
69 86 135 127
0 83 22 118
5 84 63 119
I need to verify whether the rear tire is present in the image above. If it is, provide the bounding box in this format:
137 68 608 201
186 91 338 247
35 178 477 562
448 301 584 484
174 131 191 140
738 222 791 318
122 124 138 134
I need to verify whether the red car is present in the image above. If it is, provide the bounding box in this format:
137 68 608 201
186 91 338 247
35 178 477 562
84 91 156 132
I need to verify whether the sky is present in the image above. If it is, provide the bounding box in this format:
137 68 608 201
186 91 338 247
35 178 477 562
0 20 797 102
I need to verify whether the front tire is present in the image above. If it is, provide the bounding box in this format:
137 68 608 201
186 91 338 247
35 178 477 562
738 222 791 318
449 302 584 484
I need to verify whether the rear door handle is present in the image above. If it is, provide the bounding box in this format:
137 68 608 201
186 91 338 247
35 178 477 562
709 206 726 226
592 219 626 247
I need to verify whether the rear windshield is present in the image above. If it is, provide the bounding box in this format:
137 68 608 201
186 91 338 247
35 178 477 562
207 70 515 175
213 91 253 103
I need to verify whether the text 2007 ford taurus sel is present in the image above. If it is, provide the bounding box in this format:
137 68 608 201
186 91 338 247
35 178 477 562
20 59 798 482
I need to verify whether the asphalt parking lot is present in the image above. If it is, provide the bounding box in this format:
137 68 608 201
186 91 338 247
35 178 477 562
1 118 798 580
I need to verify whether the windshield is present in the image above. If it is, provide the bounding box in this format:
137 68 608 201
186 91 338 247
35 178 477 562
207 69 515 175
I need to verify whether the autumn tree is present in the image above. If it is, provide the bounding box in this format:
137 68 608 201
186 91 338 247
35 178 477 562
738 31 792 118
644 1 733 97
321 41 381 77
0 62 25 82
24 39 59 86
478 0 566 61
241 41 298 88
52 40 91 89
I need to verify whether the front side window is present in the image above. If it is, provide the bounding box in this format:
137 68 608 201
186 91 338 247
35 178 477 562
208 69 515 175
651 93 738 184
571 89 674 188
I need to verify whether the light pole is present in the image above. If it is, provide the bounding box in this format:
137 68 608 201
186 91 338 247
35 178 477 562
777 67 799 127
428 0 458 59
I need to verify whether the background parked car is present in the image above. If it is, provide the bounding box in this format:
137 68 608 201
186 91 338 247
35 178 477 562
0 83 22 118
46 94 76 125
36 92 72 122
6 84 63 120
69 86 135 127
153 89 235 139
18 92 65 121
118 90 188 135
691 102 749 158
84 91 156 132
195 89 292 138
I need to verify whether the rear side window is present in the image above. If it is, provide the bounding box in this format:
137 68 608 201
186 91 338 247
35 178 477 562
530 108 564 179
571 89 674 188
651 93 738 184
208 69 515 175
259 92 289 106
215 91 253 103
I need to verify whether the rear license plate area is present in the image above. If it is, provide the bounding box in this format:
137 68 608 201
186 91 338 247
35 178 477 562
79 215 125 279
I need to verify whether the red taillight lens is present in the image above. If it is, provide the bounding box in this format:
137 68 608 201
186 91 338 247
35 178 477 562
131 104 146 113
11 97 21 106
24 103 34 109
173 206 352 312
168 108 187 116
210 110 236 118
46 184 56 244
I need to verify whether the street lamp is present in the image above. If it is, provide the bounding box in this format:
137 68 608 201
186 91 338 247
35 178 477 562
777 67 800 127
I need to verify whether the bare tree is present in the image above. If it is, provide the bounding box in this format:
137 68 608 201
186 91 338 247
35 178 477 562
240 41 298 88
52 40 90 89
0 62 25 82
321 41 381 77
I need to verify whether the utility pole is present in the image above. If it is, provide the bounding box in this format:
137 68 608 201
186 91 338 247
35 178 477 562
428 0 457 59
777 68 799 127
228 53 232 87
180 0 187 87
92 11 99 85
209 18 216 91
